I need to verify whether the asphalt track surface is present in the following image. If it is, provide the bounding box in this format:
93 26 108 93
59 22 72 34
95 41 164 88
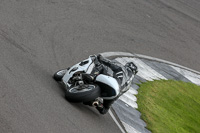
0 0 200 133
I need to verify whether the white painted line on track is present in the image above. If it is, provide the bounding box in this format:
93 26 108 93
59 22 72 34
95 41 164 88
123 91 137 102
109 110 126 133
171 66 200 86
101 52 200 75
119 95 138 109
135 54 200 75
101 52 134 58
115 57 129 65
121 121 140 133
129 87 138 95
123 57 167 81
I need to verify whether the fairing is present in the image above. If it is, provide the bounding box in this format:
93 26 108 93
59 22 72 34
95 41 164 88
95 74 120 99
62 56 95 86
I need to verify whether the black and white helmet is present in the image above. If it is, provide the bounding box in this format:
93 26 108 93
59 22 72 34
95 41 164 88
125 62 138 74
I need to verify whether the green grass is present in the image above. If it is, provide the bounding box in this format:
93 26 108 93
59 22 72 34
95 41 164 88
136 80 200 133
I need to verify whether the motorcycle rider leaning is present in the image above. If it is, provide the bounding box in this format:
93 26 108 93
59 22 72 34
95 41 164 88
82 54 138 115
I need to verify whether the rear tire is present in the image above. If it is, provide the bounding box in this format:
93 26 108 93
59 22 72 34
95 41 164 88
65 84 101 103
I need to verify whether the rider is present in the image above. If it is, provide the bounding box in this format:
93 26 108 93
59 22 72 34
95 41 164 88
82 54 138 114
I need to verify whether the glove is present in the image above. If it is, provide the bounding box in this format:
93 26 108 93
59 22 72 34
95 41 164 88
97 54 103 62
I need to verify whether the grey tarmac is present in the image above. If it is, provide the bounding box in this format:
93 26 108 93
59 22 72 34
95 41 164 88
0 0 200 133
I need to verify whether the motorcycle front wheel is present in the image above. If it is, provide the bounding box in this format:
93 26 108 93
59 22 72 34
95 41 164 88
53 68 70 81
65 84 101 103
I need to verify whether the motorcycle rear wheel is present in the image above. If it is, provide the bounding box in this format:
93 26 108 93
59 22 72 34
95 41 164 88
65 84 101 103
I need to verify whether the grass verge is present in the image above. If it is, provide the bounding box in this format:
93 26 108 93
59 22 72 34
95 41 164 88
136 80 200 133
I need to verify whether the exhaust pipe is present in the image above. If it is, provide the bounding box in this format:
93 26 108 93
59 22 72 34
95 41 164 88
92 101 99 107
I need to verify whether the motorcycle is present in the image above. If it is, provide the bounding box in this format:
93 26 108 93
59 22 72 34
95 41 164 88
53 55 135 106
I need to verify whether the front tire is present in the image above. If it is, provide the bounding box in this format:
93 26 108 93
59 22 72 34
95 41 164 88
53 69 67 81
65 84 101 103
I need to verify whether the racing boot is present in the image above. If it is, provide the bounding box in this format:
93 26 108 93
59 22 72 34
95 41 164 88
96 106 109 115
